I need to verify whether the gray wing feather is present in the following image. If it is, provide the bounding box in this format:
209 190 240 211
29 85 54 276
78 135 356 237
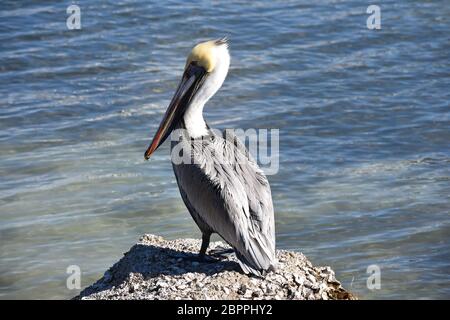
172 130 276 275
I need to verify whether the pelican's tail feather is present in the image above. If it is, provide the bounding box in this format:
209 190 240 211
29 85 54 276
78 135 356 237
234 249 277 278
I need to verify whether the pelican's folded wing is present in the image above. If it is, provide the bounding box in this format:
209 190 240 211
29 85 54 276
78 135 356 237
172 131 276 276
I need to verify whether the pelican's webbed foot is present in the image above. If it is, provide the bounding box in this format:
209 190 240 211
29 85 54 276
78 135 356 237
197 253 220 263
209 247 234 258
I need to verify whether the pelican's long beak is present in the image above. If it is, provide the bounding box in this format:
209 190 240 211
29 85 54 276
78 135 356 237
144 63 207 160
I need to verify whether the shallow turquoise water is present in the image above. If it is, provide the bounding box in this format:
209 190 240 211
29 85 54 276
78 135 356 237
0 0 449 299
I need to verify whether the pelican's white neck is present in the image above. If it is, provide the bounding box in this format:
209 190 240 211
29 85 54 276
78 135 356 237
183 44 230 138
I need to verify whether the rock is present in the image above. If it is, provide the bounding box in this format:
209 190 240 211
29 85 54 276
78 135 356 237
243 289 253 298
74 234 356 300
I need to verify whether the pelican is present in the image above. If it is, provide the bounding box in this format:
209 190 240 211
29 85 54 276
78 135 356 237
144 38 276 276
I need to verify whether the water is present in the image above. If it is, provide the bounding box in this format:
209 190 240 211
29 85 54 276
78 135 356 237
0 0 449 300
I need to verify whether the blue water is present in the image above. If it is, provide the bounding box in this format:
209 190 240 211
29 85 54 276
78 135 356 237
0 0 449 299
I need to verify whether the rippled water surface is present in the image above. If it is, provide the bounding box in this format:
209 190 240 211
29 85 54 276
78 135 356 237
1 0 449 299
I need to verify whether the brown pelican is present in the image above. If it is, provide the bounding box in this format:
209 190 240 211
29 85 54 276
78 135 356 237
144 38 276 276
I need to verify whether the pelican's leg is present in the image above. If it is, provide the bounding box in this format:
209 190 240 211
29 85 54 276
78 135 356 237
197 232 219 263
179 232 218 263
199 233 211 258
199 233 233 260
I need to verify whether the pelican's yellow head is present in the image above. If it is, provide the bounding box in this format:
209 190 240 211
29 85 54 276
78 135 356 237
186 38 229 73
144 38 230 159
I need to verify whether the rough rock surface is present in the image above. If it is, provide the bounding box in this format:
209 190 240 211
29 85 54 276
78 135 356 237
75 234 355 300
